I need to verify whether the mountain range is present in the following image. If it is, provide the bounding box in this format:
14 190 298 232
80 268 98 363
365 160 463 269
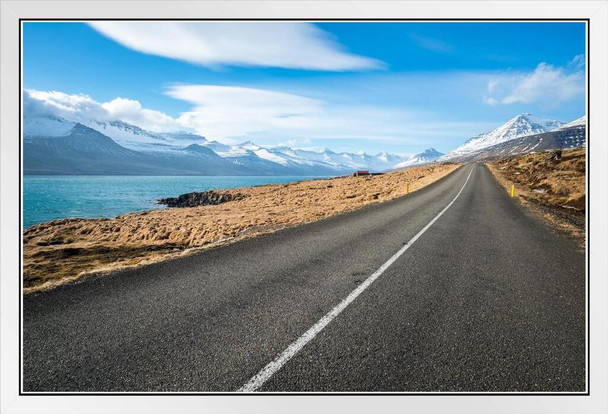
23 115 446 175
22 112 585 176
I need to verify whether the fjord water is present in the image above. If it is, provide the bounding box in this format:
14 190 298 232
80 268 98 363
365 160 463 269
23 175 332 228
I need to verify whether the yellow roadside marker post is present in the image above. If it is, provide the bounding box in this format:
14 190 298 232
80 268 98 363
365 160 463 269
407 183 410 195
511 185 515 197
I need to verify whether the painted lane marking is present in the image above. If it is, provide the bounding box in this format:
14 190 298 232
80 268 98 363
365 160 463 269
237 165 475 392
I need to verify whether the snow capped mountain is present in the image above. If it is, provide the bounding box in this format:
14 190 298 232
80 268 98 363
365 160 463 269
250 147 291 166
23 115 208 153
23 115 76 137
278 148 408 171
238 141 259 150
393 148 444 169
447 122 586 163
82 120 170 150
437 114 585 163
201 140 232 154
83 120 207 152
23 104 585 177
519 114 564 131
205 141 409 172
23 114 409 175
440 114 564 160
559 115 585 129
376 151 403 164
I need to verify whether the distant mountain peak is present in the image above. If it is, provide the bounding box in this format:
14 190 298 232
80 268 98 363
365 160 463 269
504 113 562 130
420 147 442 156
319 147 338 155
392 147 444 169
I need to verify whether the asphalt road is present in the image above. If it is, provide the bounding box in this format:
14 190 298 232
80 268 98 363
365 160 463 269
23 163 586 392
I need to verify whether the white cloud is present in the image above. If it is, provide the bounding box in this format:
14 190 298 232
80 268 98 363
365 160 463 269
503 63 583 104
89 22 383 71
24 90 184 132
278 138 312 148
101 98 180 132
163 84 497 146
166 85 324 140
484 61 584 107
25 90 104 119
25 85 495 149
483 96 498 106
487 80 499 94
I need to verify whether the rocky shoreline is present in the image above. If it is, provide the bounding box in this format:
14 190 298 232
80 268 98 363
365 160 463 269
157 190 245 208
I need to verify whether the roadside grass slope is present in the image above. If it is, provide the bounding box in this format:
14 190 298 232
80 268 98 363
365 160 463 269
486 148 585 247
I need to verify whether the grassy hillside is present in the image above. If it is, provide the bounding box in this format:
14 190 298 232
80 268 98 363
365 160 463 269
486 148 585 247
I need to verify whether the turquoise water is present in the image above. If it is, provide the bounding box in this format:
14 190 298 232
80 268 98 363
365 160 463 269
23 175 333 228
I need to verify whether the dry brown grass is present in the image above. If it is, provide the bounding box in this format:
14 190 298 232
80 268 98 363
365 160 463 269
23 163 459 293
486 148 586 247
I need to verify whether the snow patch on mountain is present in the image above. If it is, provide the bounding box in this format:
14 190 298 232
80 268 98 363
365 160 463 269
23 116 76 137
251 148 290 165
559 115 586 129
81 120 208 152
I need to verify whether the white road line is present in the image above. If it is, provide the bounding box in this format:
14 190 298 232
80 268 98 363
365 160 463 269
237 165 476 392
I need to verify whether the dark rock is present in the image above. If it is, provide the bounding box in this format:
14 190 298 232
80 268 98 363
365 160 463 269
157 190 245 208
548 149 563 161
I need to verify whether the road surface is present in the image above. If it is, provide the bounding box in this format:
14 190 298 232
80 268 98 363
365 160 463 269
23 163 586 392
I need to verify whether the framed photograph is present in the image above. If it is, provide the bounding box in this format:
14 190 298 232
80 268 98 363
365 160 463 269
1 1 606 413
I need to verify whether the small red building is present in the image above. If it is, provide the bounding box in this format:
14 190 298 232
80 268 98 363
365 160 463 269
352 170 370 177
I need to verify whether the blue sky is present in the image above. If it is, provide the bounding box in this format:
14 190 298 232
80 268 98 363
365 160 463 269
23 21 586 155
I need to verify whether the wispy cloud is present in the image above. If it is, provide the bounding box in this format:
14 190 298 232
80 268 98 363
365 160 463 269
166 85 324 140
88 22 383 71
410 34 454 53
165 84 493 144
483 60 584 107
568 54 586 70
483 96 498 106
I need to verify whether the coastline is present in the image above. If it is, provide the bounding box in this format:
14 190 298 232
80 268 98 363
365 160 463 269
23 174 333 229
23 163 460 293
